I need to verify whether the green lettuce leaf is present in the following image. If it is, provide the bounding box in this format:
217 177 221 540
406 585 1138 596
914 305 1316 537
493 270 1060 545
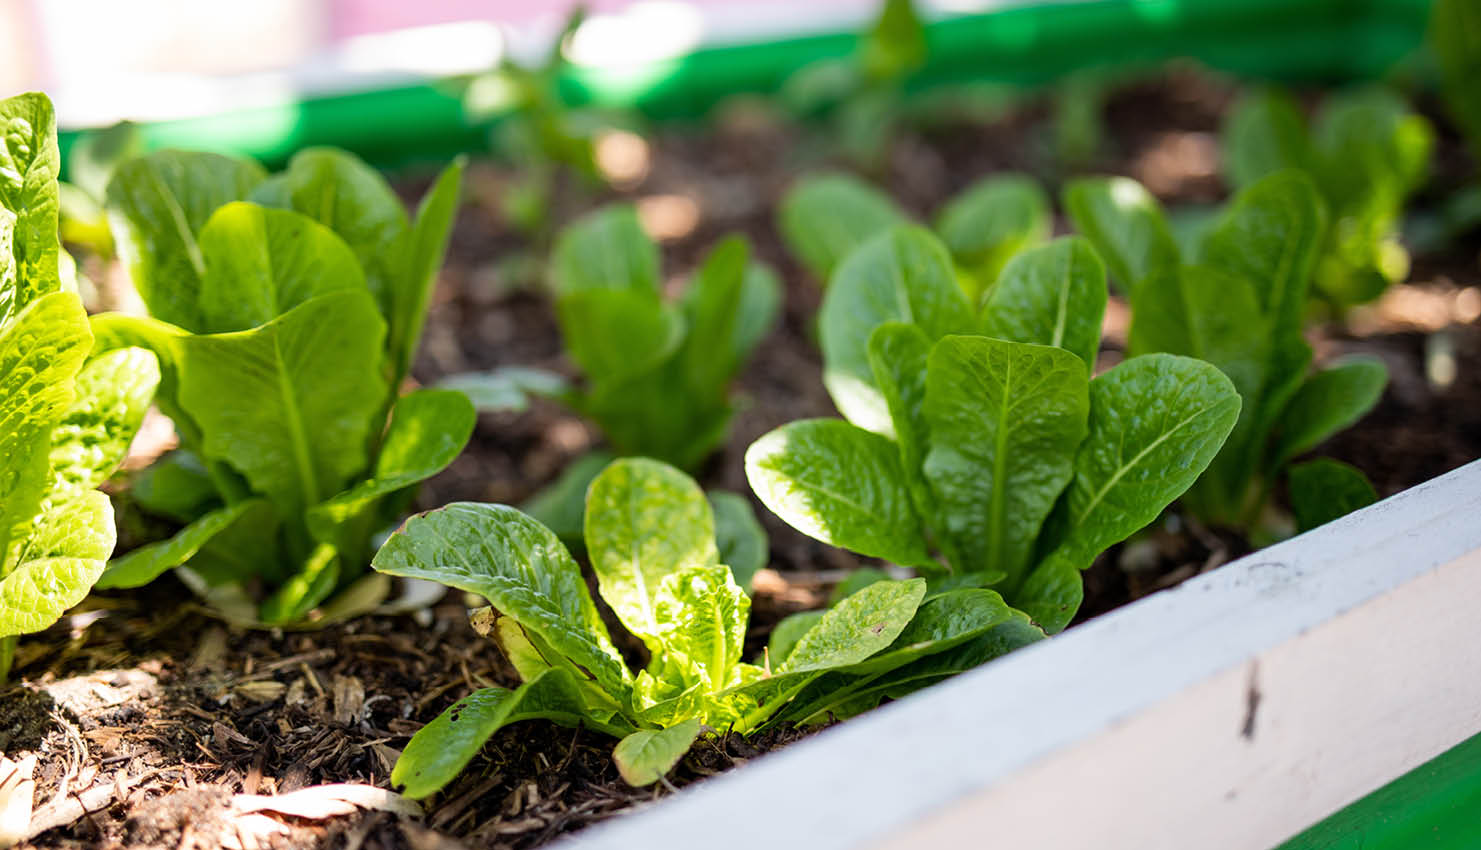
1432 0 1481 157
249 147 410 325
0 491 113 637
521 450 615 547
584 457 719 646
0 292 90 563
195 202 365 333
259 543 340 625
1198 171 1326 483
779 578 926 673
1034 354 1241 576
87 313 196 439
1130 264 1269 522
859 0 925 82
1062 176 1179 295
47 348 159 505
1198 171 1326 332
767 610 827 667
651 565 749 691
675 236 780 397
980 236 1107 370
392 157 464 382
306 388 475 561
1269 357 1387 468
552 204 660 295
922 336 1089 584
96 500 270 590
778 174 904 282
933 173 1050 303
820 226 975 433
177 290 389 518
373 502 634 700
746 419 932 568
778 588 1016 723
1288 458 1378 534
613 719 703 787
557 288 684 384
867 322 937 520
841 612 1045 702
128 449 218 523
1221 90 1313 189
0 92 61 323
105 150 266 330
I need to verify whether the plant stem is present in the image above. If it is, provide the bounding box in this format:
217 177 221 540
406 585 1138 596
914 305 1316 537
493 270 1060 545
0 635 17 683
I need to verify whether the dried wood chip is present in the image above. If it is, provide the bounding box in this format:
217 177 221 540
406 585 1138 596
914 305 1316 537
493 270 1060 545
235 681 287 703
0 756 36 850
333 676 365 725
191 626 229 671
212 722 254 749
492 816 546 835
230 783 422 820
284 677 308 706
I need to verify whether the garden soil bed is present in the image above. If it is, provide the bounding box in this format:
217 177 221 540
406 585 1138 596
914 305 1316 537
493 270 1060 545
8 66 1480 849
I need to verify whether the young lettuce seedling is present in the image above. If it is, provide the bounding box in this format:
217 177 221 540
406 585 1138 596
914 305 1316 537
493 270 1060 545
371 457 1040 796
543 205 780 471
1221 87 1433 308
0 92 159 678
747 226 1242 631
88 147 474 625
780 0 928 167
465 7 633 239
1064 171 1388 533
778 171 1051 302
450 204 779 473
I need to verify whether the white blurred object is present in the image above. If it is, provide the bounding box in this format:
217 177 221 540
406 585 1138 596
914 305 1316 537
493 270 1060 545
336 21 503 76
0 0 1046 129
565 2 704 68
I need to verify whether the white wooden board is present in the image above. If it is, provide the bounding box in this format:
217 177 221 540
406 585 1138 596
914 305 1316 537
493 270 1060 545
561 458 1481 850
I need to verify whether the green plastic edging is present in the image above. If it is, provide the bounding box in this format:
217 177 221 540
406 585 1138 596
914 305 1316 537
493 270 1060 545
1276 732 1481 849
57 0 1434 172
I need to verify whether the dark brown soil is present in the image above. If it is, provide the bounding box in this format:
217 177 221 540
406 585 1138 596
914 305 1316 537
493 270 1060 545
6 581 814 850
13 66 1480 849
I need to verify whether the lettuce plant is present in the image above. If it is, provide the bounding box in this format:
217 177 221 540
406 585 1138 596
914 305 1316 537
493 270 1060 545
747 226 1241 632
1065 171 1387 532
448 204 779 477
1421 0 1481 248
548 205 780 471
0 92 158 677
88 147 473 625
1432 0 1481 155
1221 87 1432 307
465 7 630 238
779 171 1051 302
372 457 1040 795
780 0 928 166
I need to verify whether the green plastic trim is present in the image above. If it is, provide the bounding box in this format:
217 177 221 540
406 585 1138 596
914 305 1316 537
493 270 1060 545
56 0 1434 171
1276 731 1481 849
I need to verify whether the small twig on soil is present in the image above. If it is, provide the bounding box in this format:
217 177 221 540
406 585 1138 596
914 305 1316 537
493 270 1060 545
256 649 335 675
298 663 325 698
